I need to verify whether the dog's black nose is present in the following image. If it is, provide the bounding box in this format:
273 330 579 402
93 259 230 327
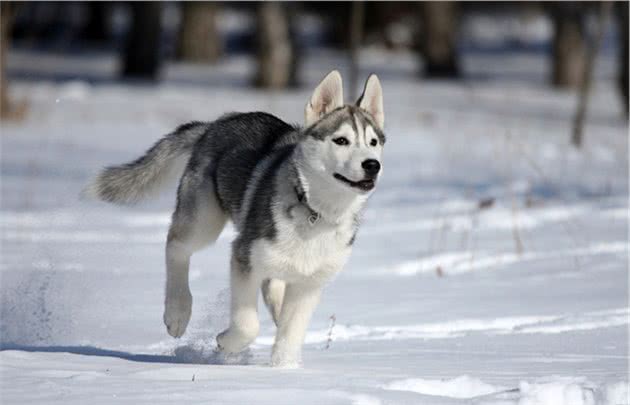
362 159 381 176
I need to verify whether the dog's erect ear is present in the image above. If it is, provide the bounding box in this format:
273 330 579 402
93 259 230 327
357 74 384 130
305 70 344 126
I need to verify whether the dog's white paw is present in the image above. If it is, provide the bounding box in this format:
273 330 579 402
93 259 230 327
270 350 301 368
215 329 231 351
216 328 245 353
216 324 259 354
270 341 302 368
163 291 192 338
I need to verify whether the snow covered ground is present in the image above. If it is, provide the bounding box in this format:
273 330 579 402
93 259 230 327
1 47 628 404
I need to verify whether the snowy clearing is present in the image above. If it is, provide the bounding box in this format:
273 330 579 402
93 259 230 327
1 47 628 404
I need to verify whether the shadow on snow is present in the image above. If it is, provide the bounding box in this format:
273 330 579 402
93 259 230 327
0 342 253 365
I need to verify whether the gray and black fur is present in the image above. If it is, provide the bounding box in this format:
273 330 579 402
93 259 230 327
86 121 210 204
88 106 383 261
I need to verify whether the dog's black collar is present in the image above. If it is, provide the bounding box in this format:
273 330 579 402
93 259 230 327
290 158 320 225
294 186 320 225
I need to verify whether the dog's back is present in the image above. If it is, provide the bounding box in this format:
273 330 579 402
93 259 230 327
194 112 298 218
86 111 297 216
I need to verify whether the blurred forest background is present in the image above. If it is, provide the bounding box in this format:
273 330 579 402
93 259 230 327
1 1 628 146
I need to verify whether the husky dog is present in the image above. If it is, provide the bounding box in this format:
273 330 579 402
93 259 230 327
87 71 385 366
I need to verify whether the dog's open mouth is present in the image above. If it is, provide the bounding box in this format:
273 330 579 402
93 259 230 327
333 173 375 191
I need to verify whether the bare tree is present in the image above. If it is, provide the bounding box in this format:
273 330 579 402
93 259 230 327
572 2 611 147
348 1 365 99
177 2 221 63
81 2 110 43
121 2 162 80
254 2 298 88
419 1 460 78
1 1 25 120
618 1 629 116
1 1 12 119
550 3 586 88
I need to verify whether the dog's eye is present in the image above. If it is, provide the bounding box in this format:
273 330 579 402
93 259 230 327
332 137 349 146
370 139 378 147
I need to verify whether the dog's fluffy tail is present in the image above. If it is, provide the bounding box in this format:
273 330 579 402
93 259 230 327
84 121 209 205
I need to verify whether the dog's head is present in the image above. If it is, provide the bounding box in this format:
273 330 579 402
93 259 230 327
300 70 385 195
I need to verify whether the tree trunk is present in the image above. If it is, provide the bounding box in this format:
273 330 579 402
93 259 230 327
81 2 109 43
121 2 162 80
572 2 611 148
618 1 629 116
419 1 460 78
1 2 13 120
0 1 16 120
177 2 221 63
550 3 586 88
254 2 297 89
348 1 365 99
0 2 26 121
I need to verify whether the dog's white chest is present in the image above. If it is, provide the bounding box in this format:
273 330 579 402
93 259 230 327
251 210 354 283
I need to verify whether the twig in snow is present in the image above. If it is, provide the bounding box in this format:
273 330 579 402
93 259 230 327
478 197 495 210
325 314 336 350
468 207 479 272
511 197 524 256
501 129 588 262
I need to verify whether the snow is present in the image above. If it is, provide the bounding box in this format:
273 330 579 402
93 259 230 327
517 377 624 405
382 376 628 405
383 375 505 399
1 44 628 404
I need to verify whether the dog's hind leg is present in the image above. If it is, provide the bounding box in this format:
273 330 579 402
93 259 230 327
262 278 285 326
164 170 227 338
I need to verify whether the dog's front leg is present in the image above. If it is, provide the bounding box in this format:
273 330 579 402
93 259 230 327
270 282 322 367
216 256 261 353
